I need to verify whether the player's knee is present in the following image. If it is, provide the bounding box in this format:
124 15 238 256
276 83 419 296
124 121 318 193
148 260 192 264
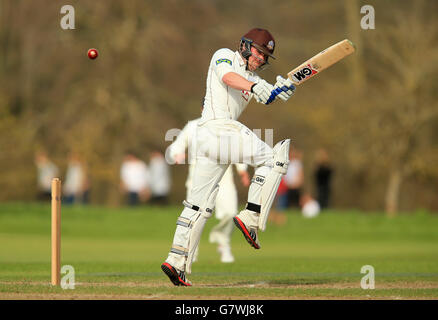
273 139 290 174
183 183 220 219
258 139 290 174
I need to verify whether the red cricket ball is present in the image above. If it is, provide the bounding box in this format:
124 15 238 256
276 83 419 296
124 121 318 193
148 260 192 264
87 48 98 60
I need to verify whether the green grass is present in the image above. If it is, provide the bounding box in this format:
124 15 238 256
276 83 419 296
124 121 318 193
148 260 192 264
0 202 437 299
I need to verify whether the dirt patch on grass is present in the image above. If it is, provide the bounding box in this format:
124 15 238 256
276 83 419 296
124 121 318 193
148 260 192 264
0 292 169 300
2 280 437 290
0 292 436 300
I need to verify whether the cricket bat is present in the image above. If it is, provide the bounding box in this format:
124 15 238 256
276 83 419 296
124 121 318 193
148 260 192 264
287 39 356 85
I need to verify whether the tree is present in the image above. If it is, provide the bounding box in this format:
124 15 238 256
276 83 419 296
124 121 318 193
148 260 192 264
357 0 438 215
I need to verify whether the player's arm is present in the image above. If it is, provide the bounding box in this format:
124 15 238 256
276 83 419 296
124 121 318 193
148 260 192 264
213 49 287 105
167 122 191 164
222 72 292 97
222 71 289 105
216 60 294 104
222 72 254 92
213 50 254 91
234 163 250 187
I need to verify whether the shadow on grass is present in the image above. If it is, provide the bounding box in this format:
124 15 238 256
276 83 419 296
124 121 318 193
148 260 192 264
268 277 338 286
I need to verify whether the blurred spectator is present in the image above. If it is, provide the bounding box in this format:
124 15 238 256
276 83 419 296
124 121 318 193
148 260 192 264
270 149 304 225
300 193 320 218
120 152 150 206
275 177 289 210
270 179 288 225
285 149 304 208
63 152 89 205
314 148 333 209
34 151 59 201
149 151 171 205
270 151 304 225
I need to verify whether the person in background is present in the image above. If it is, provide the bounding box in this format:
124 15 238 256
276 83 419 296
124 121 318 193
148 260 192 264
149 151 171 205
120 152 151 206
285 149 304 209
268 177 289 226
34 151 59 201
63 152 88 205
276 176 289 210
314 148 333 209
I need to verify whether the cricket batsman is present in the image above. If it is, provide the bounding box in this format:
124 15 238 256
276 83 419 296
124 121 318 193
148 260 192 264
167 117 250 264
161 28 295 286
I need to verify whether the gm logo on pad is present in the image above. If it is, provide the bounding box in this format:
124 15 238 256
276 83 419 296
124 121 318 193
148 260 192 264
251 175 265 186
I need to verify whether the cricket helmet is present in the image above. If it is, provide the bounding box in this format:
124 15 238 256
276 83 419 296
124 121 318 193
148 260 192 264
239 28 276 68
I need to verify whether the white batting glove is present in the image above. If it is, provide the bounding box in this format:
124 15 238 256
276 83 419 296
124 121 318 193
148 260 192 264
273 75 296 102
251 79 275 104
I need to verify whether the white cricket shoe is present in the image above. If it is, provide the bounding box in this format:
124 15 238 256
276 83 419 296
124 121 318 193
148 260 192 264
233 209 261 249
218 245 235 263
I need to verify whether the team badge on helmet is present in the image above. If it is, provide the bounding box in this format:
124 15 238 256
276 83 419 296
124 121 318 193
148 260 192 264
267 40 275 51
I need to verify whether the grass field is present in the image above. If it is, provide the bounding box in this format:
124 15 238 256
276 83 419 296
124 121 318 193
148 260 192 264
0 203 437 300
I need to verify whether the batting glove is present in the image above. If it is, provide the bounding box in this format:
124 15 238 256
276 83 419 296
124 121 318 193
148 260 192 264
273 75 296 102
251 79 275 105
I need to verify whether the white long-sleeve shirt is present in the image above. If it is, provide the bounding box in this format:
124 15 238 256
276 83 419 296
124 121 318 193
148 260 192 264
120 160 150 193
201 49 260 123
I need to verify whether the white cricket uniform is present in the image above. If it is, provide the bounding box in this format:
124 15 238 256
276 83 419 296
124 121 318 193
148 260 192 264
120 160 150 193
166 48 280 272
285 159 303 187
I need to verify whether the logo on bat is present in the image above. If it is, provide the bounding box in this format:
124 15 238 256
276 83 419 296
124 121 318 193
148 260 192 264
291 64 318 83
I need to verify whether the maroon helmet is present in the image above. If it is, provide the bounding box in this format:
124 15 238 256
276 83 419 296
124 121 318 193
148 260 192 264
239 28 276 69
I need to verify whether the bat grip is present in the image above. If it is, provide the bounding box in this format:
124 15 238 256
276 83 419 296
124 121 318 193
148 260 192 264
265 85 296 105
265 87 283 105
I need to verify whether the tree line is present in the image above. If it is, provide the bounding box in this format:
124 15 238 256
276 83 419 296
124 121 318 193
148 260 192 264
0 0 436 213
